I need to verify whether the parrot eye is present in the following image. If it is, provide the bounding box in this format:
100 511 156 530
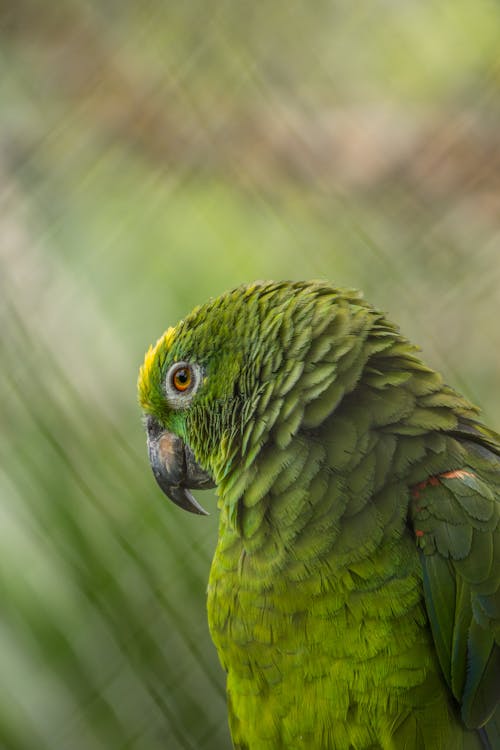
172 366 192 392
165 362 201 407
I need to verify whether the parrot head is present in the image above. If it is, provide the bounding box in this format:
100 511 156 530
138 282 277 515
138 280 368 517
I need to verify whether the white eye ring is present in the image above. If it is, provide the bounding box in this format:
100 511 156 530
164 361 202 408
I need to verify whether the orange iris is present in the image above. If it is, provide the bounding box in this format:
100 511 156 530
172 366 192 392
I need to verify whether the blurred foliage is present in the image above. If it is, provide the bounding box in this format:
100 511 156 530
1 1 499 748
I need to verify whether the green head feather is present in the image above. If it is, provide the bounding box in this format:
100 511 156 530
138 281 368 481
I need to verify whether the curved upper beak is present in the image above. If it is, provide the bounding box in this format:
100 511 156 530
146 416 215 515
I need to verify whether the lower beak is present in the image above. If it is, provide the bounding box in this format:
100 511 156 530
146 416 215 515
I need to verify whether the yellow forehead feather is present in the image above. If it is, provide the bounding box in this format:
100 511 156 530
137 326 176 409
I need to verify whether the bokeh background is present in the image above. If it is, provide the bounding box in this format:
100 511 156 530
1 2 500 748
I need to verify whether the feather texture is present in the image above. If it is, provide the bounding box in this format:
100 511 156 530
138 281 500 749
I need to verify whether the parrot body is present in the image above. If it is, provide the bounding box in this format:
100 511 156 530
138 281 500 749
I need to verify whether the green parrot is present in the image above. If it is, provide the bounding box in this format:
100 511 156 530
138 281 500 749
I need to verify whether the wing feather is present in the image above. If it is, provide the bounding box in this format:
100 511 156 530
411 421 500 735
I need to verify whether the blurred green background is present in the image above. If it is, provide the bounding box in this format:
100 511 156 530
1 1 499 748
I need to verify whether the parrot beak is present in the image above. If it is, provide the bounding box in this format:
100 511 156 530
146 416 214 515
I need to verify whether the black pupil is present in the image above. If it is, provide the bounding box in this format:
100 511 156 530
176 368 189 385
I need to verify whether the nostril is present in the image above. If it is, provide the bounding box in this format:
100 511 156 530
146 414 163 438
